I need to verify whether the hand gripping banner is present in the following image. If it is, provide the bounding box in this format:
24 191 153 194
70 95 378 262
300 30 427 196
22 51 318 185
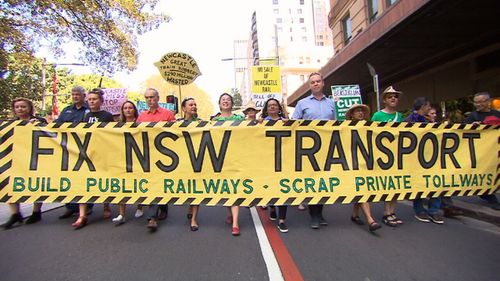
0 119 498 206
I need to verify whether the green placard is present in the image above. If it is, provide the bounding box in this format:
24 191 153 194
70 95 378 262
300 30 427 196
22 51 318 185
331 85 362 120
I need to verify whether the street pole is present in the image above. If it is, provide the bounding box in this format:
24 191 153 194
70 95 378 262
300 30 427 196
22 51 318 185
367 63 380 111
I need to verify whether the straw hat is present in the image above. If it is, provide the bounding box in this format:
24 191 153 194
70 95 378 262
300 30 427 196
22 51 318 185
382 85 403 99
242 100 260 114
345 104 371 120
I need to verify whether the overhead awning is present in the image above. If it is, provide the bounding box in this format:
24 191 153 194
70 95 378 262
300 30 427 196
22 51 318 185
288 0 500 106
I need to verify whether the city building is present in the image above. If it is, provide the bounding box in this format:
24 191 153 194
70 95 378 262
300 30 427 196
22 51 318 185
288 0 500 115
234 0 334 105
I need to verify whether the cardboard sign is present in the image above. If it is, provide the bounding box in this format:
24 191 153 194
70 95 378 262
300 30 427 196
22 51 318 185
154 52 201 85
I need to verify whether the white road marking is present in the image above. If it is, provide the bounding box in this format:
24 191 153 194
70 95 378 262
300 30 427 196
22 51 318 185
250 206 284 281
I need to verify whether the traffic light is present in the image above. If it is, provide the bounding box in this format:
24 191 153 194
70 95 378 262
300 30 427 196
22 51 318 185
166 95 178 114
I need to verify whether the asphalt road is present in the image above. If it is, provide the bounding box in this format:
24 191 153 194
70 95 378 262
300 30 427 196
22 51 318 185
1 202 499 281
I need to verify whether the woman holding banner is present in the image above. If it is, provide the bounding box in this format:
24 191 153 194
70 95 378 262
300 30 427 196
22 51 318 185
371 86 404 227
345 104 381 232
260 98 290 233
179 97 202 231
112 101 141 225
212 93 244 236
3 98 47 229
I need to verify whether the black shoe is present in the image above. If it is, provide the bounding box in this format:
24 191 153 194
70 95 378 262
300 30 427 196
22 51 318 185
269 210 277 221
25 211 42 224
277 222 288 233
3 213 23 229
429 214 444 224
310 217 320 229
190 225 199 231
58 210 75 219
319 216 328 226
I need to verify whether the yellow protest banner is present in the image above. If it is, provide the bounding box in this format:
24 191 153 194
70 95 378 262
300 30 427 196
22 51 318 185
0 120 498 206
251 66 282 93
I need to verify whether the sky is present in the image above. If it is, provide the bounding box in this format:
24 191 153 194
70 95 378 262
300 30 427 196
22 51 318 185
41 0 257 106
111 0 257 105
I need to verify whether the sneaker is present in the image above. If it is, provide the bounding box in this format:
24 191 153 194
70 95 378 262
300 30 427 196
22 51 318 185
310 217 320 229
319 216 328 226
112 215 126 225
277 222 288 233
414 213 431 223
429 214 444 224
134 209 144 218
269 210 277 221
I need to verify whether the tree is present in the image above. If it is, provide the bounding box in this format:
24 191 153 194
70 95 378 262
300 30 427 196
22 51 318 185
0 55 45 118
142 75 215 119
1 0 169 74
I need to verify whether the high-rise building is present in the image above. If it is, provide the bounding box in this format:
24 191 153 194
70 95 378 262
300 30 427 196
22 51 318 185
238 0 334 104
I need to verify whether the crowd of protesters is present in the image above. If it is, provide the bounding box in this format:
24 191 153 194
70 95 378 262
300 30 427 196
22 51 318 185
2 72 499 235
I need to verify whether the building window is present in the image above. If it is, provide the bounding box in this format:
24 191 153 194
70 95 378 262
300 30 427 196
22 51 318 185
290 36 294 42
342 15 352 44
276 18 282 23
301 26 307 33
300 0 304 5
297 8 302 14
306 57 311 64
300 74 305 82
273 8 279 14
319 35 323 39
277 26 283 32
302 36 307 42
368 0 378 22
299 18 304 23
386 0 397 7
273 0 279 4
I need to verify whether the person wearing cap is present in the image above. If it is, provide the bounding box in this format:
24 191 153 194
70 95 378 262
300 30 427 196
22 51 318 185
292 72 335 229
404 97 445 224
243 100 260 121
371 85 404 227
345 104 382 232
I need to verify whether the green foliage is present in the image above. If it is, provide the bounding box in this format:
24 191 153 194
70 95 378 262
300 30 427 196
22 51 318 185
0 54 45 118
1 0 169 73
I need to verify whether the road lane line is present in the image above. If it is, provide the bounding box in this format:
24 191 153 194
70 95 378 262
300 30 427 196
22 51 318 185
254 207 305 281
250 206 284 281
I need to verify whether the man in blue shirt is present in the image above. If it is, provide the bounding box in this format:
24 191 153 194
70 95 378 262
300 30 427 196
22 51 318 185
292 72 335 229
55 86 91 219
56 86 90 123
